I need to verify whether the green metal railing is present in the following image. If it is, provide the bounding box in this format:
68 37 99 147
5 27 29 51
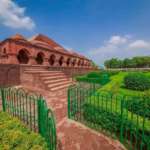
0 87 57 150
68 84 150 150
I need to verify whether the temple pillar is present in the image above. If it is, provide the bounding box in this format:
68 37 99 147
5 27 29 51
28 56 37 65
8 54 18 64
62 61 67 67
53 59 59 67
43 58 49 66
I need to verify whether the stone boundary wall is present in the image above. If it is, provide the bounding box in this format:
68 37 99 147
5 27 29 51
0 64 20 87
105 68 150 71
0 64 98 87
48 66 98 77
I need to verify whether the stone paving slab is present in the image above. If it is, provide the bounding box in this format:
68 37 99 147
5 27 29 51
23 86 126 150
57 119 125 150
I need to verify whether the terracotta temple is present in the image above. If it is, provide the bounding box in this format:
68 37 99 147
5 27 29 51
0 34 97 91
0 34 93 67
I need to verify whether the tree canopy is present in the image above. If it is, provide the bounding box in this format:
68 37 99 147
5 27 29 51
104 56 150 68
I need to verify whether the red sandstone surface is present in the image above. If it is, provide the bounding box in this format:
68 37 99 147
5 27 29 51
0 34 93 68
24 87 125 150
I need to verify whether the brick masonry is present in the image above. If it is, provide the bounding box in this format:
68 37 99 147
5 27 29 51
23 86 126 150
0 34 96 69
0 64 20 87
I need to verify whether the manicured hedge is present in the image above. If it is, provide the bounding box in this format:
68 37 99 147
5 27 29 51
124 73 150 91
76 71 112 85
125 98 150 119
87 71 119 78
101 70 119 76
83 103 150 148
83 103 133 132
76 76 103 84
0 112 48 150
87 72 101 78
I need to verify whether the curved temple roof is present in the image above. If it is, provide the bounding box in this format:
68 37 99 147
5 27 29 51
27 34 88 59
3 33 90 60
9 34 27 41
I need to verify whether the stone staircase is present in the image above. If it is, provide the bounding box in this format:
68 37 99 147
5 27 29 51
23 67 73 91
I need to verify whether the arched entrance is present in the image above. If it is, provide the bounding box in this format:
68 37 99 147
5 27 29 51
72 59 76 66
49 54 56 66
36 52 44 65
81 60 84 66
59 56 64 66
78 60 81 66
17 49 29 64
66 58 71 66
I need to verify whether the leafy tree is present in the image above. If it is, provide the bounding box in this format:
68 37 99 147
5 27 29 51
104 58 122 68
104 56 150 68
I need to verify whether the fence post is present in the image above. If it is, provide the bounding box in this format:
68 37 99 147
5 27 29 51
120 98 124 143
37 96 42 134
1 88 6 111
68 87 71 118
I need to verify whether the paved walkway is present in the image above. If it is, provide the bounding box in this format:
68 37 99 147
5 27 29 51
27 88 125 150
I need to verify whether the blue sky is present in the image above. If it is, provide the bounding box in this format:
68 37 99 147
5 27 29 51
0 0 150 65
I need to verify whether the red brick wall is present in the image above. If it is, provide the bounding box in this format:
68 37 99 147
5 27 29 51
0 64 20 87
0 40 94 68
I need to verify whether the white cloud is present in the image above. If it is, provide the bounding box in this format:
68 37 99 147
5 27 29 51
129 40 150 49
108 35 128 45
87 35 150 65
0 0 35 30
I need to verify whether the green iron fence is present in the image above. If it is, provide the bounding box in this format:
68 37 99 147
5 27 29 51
68 84 150 150
0 87 57 150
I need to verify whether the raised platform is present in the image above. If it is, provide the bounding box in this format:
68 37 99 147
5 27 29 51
0 64 98 91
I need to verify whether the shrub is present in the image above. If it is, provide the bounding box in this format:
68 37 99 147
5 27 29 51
101 70 119 76
125 98 150 119
76 71 110 85
76 76 102 84
83 103 150 148
87 72 102 78
87 71 119 78
124 73 150 91
0 112 48 150
83 103 132 132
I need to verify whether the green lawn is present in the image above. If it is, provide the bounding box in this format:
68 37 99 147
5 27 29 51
71 71 150 149
98 72 150 97
85 71 150 130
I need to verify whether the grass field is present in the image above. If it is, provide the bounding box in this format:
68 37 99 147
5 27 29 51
70 71 150 149
98 71 150 96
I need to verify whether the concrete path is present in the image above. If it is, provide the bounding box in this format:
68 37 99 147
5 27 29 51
31 89 125 150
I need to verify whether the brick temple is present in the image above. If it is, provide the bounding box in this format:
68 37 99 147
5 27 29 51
0 34 97 91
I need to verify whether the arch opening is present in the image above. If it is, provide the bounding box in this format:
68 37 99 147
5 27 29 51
17 49 29 64
59 56 64 66
66 58 71 66
72 59 76 66
36 52 44 64
78 60 81 66
49 54 56 66
3 48 6 54
81 60 84 66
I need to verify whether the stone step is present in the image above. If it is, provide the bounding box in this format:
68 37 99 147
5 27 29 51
47 80 72 88
25 68 45 69
44 78 69 84
24 70 46 72
42 75 67 81
24 68 47 71
23 68 72 91
24 71 64 75
50 83 72 91
40 72 65 77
